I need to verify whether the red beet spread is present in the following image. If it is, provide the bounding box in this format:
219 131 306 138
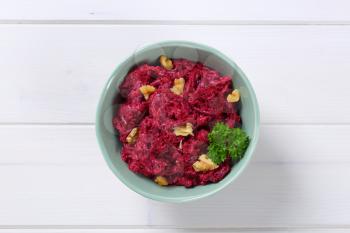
113 59 241 188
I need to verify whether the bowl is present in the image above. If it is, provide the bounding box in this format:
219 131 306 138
96 41 260 203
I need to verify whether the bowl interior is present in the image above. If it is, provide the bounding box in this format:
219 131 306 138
96 41 259 202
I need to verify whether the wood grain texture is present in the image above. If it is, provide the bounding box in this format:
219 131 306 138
1 0 350 23
2 2 350 231
0 229 349 233
1 125 350 226
1 25 350 123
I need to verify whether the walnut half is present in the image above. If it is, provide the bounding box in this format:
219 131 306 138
174 123 194 137
192 154 219 172
170 77 185 95
227 89 240 103
154 176 168 186
126 128 138 144
159 55 173 70
139 85 156 100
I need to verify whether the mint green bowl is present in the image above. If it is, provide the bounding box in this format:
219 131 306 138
96 41 260 203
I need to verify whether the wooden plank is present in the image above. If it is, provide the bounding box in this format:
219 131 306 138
149 163 350 227
1 0 350 23
1 125 349 165
0 229 349 233
0 125 350 226
1 25 350 123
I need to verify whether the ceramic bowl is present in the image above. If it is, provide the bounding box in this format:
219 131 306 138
96 41 260 203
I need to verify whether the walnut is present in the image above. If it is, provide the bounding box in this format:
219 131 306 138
174 123 194 137
159 55 173 70
126 128 138 144
170 77 185 95
154 176 168 186
192 154 219 172
139 85 156 100
227 89 240 103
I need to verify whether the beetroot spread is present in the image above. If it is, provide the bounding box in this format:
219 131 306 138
113 58 241 188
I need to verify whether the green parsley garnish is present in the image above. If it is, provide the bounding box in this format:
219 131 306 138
207 122 250 164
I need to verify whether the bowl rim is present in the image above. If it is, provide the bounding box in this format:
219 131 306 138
96 40 260 203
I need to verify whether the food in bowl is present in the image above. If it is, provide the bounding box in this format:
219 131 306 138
113 55 250 188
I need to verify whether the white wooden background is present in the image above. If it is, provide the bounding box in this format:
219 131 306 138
1 1 350 232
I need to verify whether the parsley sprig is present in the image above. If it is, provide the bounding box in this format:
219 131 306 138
207 122 250 164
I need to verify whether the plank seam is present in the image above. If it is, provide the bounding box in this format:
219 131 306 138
2 20 350 25
1 225 350 230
